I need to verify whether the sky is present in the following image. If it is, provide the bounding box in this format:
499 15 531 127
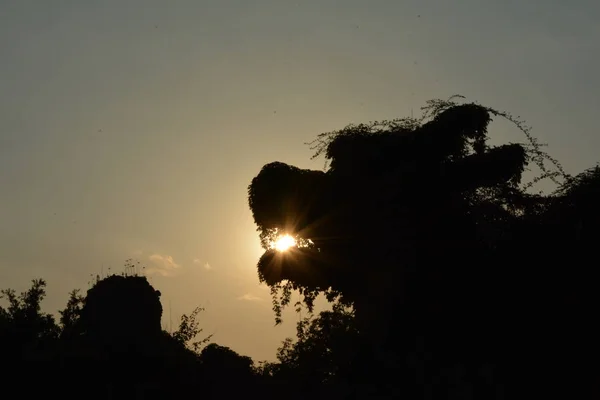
0 0 598 362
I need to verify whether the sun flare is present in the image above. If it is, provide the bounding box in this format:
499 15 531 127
274 234 296 252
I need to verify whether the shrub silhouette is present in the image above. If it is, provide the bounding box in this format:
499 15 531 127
77 274 163 341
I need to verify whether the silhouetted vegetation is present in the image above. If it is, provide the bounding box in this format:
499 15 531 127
248 95 599 398
2 96 597 398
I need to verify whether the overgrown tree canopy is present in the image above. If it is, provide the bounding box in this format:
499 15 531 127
248 95 599 397
249 96 566 315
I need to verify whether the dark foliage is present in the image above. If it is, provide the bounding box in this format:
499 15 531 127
248 96 599 398
0 273 257 399
1 96 597 399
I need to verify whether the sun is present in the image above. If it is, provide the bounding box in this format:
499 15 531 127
274 234 296 252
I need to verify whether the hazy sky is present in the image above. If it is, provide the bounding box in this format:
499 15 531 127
1 0 598 361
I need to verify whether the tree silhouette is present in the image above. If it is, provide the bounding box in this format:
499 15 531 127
0 279 59 342
259 304 360 398
0 279 59 356
0 279 61 396
199 343 258 397
0 271 265 399
64 274 209 398
249 97 562 327
58 289 84 339
77 274 163 341
0 94 596 398
171 306 213 354
248 95 599 397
